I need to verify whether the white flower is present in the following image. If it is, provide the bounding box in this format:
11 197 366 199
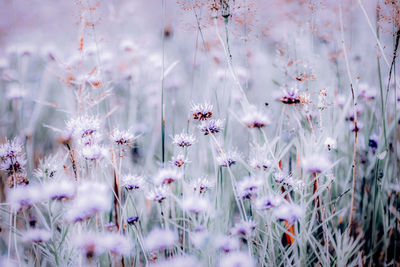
242 110 270 128
181 196 210 214
214 235 240 253
171 153 189 168
190 230 209 248
217 151 239 167
220 251 255 267
192 177 214 194
302 154 331 173
172 132 196 148
44 179 76 200
153 168 182 185
111 128 135 145
237 176 262 199
6 84 28 99
22 229 51 243
199 119 224 135
66 115 101 145
121 174 145 190
65 182 110 222
81 144 106 160
146 186 169 203
149 255 200 267
7 185 44 211
255 195 283 210
191 103 213 121
249 157 271 170
144 228 177 251
0 138 26 174
74 232 132 258
230 220 257 236
273 203 304 224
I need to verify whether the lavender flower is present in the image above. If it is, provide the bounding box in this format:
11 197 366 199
191 103 213 121
172 132 196 148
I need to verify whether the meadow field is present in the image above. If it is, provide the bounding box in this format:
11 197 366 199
0 0 399 266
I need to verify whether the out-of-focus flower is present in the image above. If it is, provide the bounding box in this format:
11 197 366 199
214 235 240 253
149 255 200 267
81 144 106 160
121 174 145 190
191 103 213 121
146 186 169 203
302 154 331 173
217 151 239 167
7 185 43 211
22 229 51 243
127 216 139 225
153 168 182 185
284 175 306 191
273 203 304 224
274 171 286 183
172 132 196 148
190 229 209 248
180 196 210 214
111 128 135 145
237 176 262 199
199 119 224 135
255 195 283 210
65 181 110 222
242 109 270 129
144 228 177 251
6 84 28 99
369 134 378 152
230 220 257 236
358 83 377 100
220 251 255 267
44 179 76 200
74 232 132 258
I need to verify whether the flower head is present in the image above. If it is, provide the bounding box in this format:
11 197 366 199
220 251 255 267
255 195 283 210
22 229 51 243
216 150 239 167
111 128 135 145
153 168 182 185
192 177 214 194
237 176 262 199
199 119 224 135
273 203 304 224
65 181 110 222
230 220 257 236
180 196 210 214
121 174 145 190
302 154 331 173
146 186 169 203
172 132 196 148
214 235 240 253
144 228 177 251
191 103 213 121
242 110 270 129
